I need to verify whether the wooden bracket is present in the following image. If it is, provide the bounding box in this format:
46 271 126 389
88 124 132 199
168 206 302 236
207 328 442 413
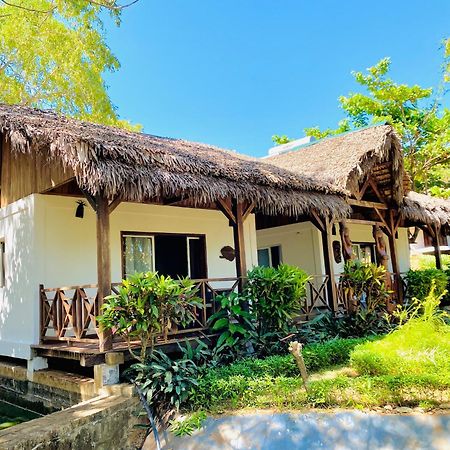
108 195 122 214
80 188 97 213
368 178 384 203
374 208 390 234
242 201 255 222
356 177 371 201
310 210 325 232
216 198 236 224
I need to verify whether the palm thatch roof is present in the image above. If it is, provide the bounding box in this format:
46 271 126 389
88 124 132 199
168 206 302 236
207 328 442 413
402 191 450 231
0 104 350 219
266 125 405 203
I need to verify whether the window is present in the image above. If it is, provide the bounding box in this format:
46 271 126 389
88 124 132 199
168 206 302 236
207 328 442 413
123 235 154 278
122 232 206 279
257 245 282 267
352 243 375 264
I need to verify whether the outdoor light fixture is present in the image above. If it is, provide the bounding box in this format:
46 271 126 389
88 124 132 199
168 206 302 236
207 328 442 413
75 200 86 219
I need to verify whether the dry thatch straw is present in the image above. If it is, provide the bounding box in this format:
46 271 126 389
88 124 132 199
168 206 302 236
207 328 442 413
402 191 450 230
0 104 350 219
266 125 405 204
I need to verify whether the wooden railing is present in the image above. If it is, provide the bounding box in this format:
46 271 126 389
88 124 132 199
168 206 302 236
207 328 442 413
39 272 410 345
39 277 241 345
301 275 332 319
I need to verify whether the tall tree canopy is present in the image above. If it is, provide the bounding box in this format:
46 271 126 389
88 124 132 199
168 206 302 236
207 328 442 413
273 40 450 198
0 0 139 129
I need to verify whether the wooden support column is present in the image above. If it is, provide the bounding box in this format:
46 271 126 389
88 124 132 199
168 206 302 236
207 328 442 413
310 212 338 313
322 219 339 313
96 194 113 352
433 224 442 270
386 211 403 305
232 200 247 292
217 198 254 293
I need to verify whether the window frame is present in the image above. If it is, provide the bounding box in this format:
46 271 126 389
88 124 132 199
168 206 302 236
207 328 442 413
120 231 207 279
257 244 282 268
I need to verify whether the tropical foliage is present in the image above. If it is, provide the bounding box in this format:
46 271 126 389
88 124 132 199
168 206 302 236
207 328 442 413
0 0 139 129
98 272 202 362
351 284 449 378
273 39 450 196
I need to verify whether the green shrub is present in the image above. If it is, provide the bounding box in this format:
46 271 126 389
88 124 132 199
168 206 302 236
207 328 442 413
98 272 202 362
130 340 210 410
189 337 368 410
351 285 450 378
405 269 448 303
246 264 310 334
410 254 450 271
341 261 391 313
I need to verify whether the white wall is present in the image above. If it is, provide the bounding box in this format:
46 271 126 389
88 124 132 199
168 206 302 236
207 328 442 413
0 196 40 359
256 220 411 276
0 194 258 360
256 221 324 276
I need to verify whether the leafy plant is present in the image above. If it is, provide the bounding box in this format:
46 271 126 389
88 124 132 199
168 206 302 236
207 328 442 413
351 283 450 377
0 1 140 130
131 345 201 411
98 272 202 362
169 411 207 436
341 260 391 313
208 292 254 362
405 269 448 304
246 264 310 335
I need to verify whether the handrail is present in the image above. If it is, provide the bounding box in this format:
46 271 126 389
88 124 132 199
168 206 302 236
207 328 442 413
39 277 240 345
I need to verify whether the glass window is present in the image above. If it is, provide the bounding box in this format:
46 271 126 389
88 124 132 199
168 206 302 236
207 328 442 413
352 243 374 264
123 235 154 277
258 245 282 267
257 248 270 267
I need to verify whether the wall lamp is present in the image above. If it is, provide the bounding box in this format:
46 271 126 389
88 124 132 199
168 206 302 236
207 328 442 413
75 200 87 219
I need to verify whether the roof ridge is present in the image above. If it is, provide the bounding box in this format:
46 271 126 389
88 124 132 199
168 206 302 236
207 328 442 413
269 122 391 156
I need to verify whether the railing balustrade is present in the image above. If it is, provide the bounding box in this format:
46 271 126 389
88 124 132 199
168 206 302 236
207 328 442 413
39 277 241 345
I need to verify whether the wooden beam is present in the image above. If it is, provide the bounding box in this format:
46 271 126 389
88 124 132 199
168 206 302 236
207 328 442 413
368 178 384 203
96 194 113 352
80 188 97 212
356 177 371 201
386 210 403 304
242 201 255 222
108 195 122 214
309 210 325 232
232 200 247 292
322 219 338 312
216 198 236 224
347 218 384 226
373 208 390 234
433 224 442 270
348 199 388 209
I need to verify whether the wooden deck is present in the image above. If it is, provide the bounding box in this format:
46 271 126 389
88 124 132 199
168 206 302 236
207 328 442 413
32 332 216 367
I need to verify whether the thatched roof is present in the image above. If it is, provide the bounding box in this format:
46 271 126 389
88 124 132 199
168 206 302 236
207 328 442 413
402 191 450 230
266 125 405 203
0 104 350 219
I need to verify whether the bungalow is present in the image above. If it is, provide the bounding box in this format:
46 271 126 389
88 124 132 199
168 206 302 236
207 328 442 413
0 105 448 377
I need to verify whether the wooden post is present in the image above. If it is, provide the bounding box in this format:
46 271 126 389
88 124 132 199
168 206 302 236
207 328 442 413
323 219 339 313
433 224 442 270
232 200 247 292
96 194 113 352
386 211 403 305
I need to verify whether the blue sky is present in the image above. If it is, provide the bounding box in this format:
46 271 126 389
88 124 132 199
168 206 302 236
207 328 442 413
104 0 449 157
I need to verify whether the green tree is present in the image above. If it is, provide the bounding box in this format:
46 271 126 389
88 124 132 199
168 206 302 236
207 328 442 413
274 40 450 197
0 1 140 129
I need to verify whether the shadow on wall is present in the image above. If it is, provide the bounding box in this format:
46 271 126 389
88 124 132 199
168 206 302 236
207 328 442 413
0 197 37 359
166 411 450 450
